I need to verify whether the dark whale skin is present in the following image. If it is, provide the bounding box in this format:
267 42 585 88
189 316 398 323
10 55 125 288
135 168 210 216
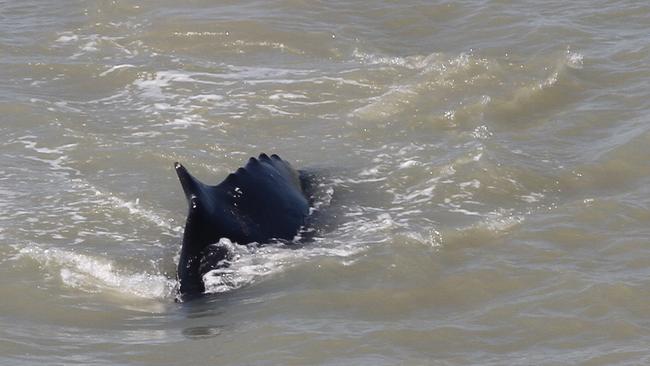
174 153 310 300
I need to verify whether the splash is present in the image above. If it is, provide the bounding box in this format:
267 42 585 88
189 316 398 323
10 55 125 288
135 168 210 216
17 244 175 299
565 51 584 70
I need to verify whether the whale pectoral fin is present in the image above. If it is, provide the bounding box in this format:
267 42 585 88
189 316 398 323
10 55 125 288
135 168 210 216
174 155 312 300
174 162 219 296
176 200 205 295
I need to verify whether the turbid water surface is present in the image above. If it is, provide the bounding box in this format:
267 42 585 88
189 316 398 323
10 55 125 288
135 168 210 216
1 1 650 365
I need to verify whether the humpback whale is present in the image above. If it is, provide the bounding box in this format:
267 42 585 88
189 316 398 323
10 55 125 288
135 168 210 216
174 153 311 300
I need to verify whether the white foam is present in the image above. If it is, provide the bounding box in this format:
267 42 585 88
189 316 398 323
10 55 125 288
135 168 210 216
166 117 206 129
350 51 493 120
356 213 397 233
91 188 182 234
472 125 493 140
133 70 221 101
256 104 298 116
359 167 381 176
352 49 444 70
459 179 481 190
189 94 224 103
173 31 228 37
541 72 559 88
394 182 437 205
269 93 307 101
566 51 584 70
56 31 136 59
399 160 420 169
81 40 98 52
448 208 482 216
99 64 135 77
480 211 524 232
202 232 366 295
220 65 314 81
55 33 79 44
18 245 175 299
17 136 77 156
521 192 544 203
133 72 178 101
226 40 295 53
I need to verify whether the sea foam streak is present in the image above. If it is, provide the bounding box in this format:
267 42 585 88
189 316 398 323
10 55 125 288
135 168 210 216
17 244 175 299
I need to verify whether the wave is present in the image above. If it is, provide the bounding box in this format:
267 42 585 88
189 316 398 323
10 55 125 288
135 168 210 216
17 244 175 299
349 49 586 132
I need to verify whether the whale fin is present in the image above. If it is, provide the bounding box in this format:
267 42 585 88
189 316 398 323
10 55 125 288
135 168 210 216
173 163 212 297
174 154 311 300
174 162 201 201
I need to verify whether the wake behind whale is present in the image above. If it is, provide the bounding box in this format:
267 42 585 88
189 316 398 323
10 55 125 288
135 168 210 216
174 153 312 301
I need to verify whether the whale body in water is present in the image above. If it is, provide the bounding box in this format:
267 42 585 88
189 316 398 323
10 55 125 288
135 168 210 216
174 153 311 300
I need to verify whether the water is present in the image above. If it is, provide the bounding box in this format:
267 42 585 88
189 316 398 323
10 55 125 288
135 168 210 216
2 0 650 364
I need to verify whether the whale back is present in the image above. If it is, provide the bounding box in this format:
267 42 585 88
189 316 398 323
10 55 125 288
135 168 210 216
174 153 310 298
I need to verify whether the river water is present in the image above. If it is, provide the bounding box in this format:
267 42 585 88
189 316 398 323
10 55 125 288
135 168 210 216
1 1 650 365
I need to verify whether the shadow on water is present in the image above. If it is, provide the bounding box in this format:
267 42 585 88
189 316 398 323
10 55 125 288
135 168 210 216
181 325 223 340
175 292 233 340
298 167 342 241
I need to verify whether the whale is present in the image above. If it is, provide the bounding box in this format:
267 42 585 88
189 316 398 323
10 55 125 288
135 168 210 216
174 153 311 300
